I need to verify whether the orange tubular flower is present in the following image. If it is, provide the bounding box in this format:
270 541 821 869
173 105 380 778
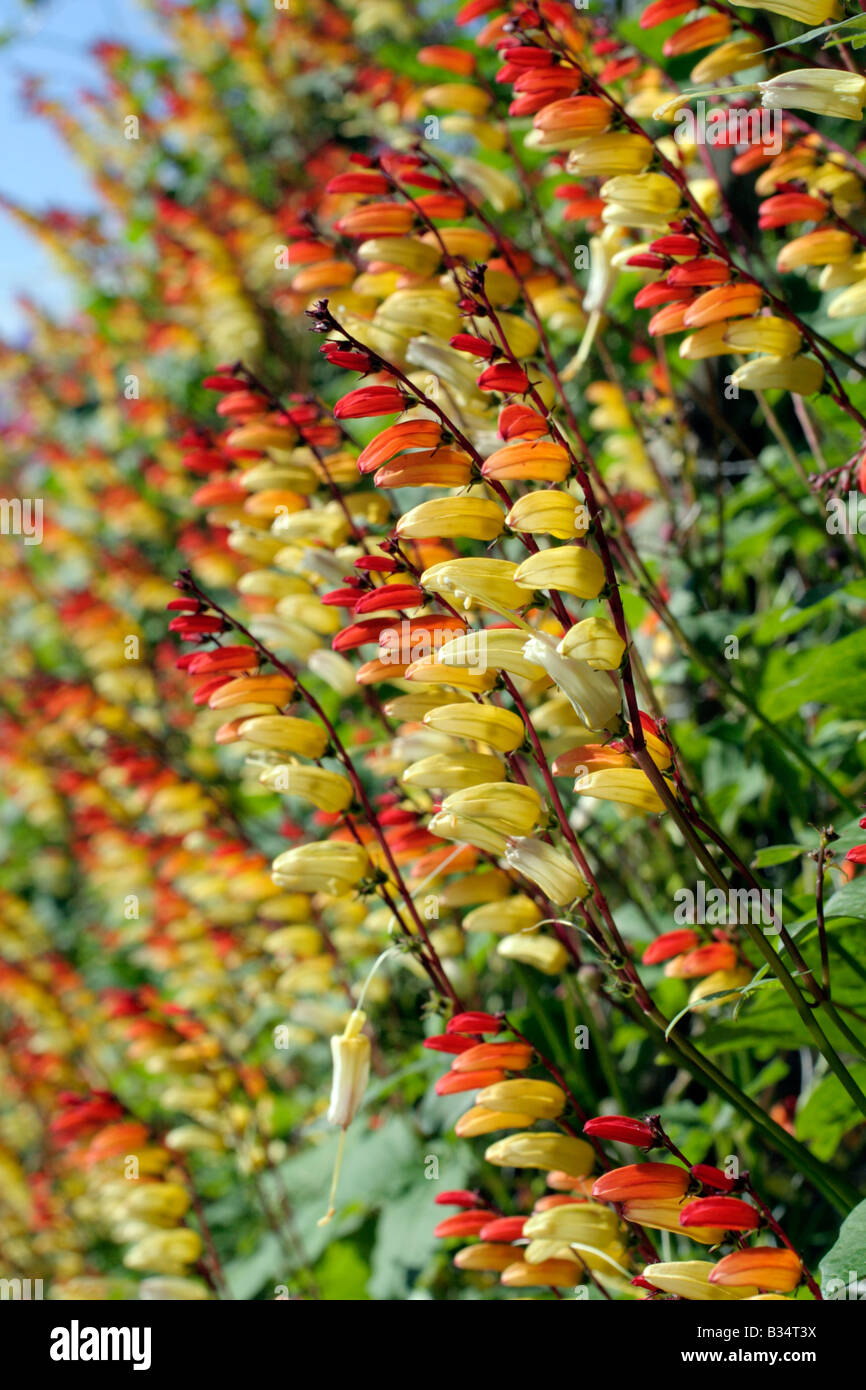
532 95 613 137
592 1163 691 1202
335 203 415 237
356 419 442 472
450 1041 534 1072
680 1196 761 1231
682 284 764 328
665 943 738 978
418 45 476 76
709 1248 803 1292
758 193 829 228
481 440 570 482
666 258 729 288
648 301 696 335
373 448 474 489
435 1068 508 1095
662 13 731 56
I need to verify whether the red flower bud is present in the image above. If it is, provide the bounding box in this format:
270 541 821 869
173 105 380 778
679 1196 760 1230
583 1116 655 1147
434 1211 496 1238
477 363 530 394
450 333 497 359
353 584 424 614
434 1190 485 1208
423 1034 476 1055
334 385 407 419
642 930 700 965
446 1011 504 1035
649 234 701 257
479 1216 526 1241
690 1164 736 1193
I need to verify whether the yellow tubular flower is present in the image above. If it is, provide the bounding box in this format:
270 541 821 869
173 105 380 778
522 634 622 730
421 83 492 115
690 38 765 84
396 497 505 541
455 1107 537 1137
497 932 570 975
318 1009 372 1227
557 617 625 669
501 1259 583 1288
759 69 866 121
357 237 441 276
828 278 866 318
506 491 588 539
258 765 353 813
123 1230 203 1275
454 1243 523 1272
503 836 589 906
689 967 753 1010
641 1261 758 1300
237 714 328 756
741 0 839 22
524 1202 622 1245
428 811 509 857
463 896 543 935
423 702 526 753
777 228 853 272
451 156 522 213
436 628 547 682
440 781 542 836
404 655 498 693
476 1079 566 1119
485 1132 594 1177
565 133 654 177
574 767 667 814
729 354 824 394
420 557 526 613
514 547 605 600
481 441 571 484
724 317 802 356
270 842 369 894
473 312 539 360
402 751 506 792
601 173 682 229
622 1198 720 1244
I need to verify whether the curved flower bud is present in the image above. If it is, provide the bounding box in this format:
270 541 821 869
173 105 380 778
485 1131 594 1177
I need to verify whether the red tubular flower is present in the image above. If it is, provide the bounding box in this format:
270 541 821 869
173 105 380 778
626 252 668 270
321 585 363 608
186 647 258 676
634 281 696 310
325 171 390 194
642 929 700 964
356 419 442 472
477 363 530 394
352 584 425 614
667 258 729 287
354 556 399 573
320 344 374 371
435 1189 485 1207
583 1116 655 1147
640 0 698 26
599 55 640 83
202 373 245 391
498 404 549 440
690 1164 736 1192
435 1068 508 1095
679 1196 760 1230
423 1034 477 1055
650 233 701 256
845 844 866 863
758 193 828 229
479 1215 526 1241
450 333 498 358
446 1011 504 1035
333 385 407 419
434 1211 497 1238
455 0 501 23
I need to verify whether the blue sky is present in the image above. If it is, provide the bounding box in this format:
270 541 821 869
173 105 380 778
0 0 165 338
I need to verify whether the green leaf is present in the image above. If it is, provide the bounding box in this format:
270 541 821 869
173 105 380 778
752 844 804 869
823 877 866 922
819 1198 866 1296
796 1065 866 1161
761 628 866 718
755 13 866 52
